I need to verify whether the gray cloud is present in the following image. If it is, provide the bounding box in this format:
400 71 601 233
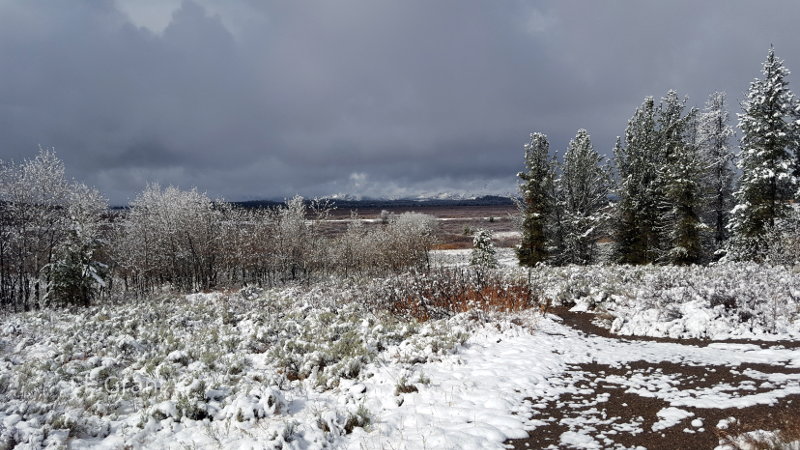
1 0 799 204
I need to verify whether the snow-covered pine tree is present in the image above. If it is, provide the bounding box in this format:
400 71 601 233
614 97 662 264
728 47 800 261
548 150 567 264
558 129 611 264
517 132 556 266
696 92 735 254
764 191 800 265
49 183 108 306
658 91 706 265
470 229 498 268
615 92 705 264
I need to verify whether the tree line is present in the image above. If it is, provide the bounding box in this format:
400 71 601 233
0 157 437 311
3 47 798 310
518 47 800 267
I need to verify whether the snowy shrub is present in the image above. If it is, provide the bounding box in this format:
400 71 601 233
717 415 800 450
394 375 419 395
363 268 535 321
764 204 800 266
520 263 800 339
344 404 372 434
315 403 372 436
0 281 491 447
221 386 285 421
470 229 498 268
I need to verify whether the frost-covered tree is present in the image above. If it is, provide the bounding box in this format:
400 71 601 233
272 196 334 281
113 184 226 293
558 129 611 265
337 212 367 277
48 183 108 306
764 200 800 266
517 132 556 266
385 212 437 271
274 196 312 281
614 92 705 264
659 91 705 265
334 211 437 276
0 149 108 309
614 97 662 264
697 92 735 253
728 47 800 261
470 229 498 268
0 160 11 307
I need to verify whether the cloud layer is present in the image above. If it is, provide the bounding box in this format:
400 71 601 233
1 1 799 204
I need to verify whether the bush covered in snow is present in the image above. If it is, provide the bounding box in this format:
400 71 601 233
362 267 534 321
523 263 800 339
0 284 475 448
470 229 498 268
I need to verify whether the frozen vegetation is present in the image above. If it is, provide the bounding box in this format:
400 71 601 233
0 283 480 448
2 46 800 449
529 262 800 340
1 256 800 448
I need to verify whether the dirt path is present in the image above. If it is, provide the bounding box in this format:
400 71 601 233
505 309 800 449
553 307 800 349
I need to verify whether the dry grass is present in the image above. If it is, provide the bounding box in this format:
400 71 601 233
392 285 535 322
432 241 472 250
435 233 474 249
494 236 521 248
716 412 800 449
370 268 538 322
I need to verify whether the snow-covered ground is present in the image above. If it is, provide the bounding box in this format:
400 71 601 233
430 247 519 268
528 263 800 340
2 252 800 449
432 252 800 340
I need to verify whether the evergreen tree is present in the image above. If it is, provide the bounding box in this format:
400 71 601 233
559 129 611 264
48 183 107 307
548 151 567 264
614 97 662 264
697 91 735 253
470 229 498 268
517 132 556 266
764 188 800 265
728 47 800 261
659 91 705 265
614 92 703 264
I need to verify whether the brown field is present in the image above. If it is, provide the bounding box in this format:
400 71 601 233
320 204 521 248
326 203 518 220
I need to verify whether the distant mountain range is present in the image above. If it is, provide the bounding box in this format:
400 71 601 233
232 194 517 210
109 193 519 210
320 192 504 202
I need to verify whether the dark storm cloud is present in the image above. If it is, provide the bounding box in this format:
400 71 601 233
1 0 799 204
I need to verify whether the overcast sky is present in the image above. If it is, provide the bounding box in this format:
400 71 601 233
1 1 799 204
